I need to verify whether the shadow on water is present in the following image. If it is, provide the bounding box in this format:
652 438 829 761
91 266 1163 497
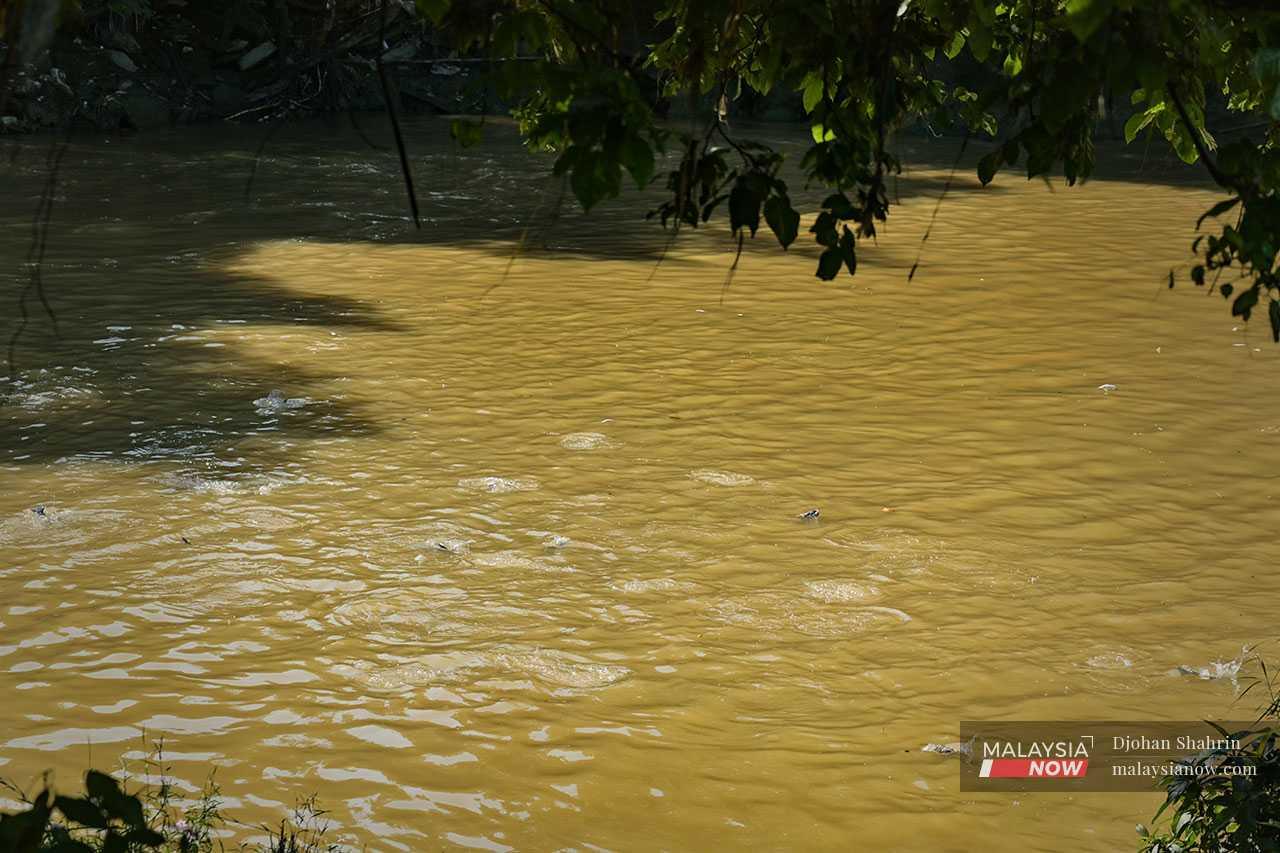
0 115 1216 470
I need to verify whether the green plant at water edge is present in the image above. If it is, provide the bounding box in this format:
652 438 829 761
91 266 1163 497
1137 723 1280 852
0 770 166 852
1140 660 1280 852
0 765 334 852
412 0 1280 339
258 796 336 853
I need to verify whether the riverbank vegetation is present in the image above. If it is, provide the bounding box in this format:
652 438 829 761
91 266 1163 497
0 769 335 853
3 1 1280 337
1140 663 1280 852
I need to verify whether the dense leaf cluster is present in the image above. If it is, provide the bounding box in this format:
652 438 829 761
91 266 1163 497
421 1 1280 334
1140 723 1280 853
0 771 163 853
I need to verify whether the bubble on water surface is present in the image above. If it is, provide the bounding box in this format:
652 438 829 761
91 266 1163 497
709 591 910 638
457 476 539 493
491 648 630 688
470 550 575 574
559 432 613 450
1085 653 1133 670
804 580 881 603
689 470 755 487
610 577 700 594
334 645 629 691
327 592 472 643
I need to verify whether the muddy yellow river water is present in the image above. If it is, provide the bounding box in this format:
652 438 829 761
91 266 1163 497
2 119 1278 851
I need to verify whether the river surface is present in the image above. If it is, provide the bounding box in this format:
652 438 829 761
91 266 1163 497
1 118 1277 851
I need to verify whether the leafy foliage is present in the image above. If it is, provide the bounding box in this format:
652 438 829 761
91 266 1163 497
0 771 164 853
408 0 1280 337
0 760 335 853
1140 658 1280 852
1137 724 1280 853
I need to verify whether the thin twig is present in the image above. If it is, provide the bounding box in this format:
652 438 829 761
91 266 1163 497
8 112 71 375
720 231 744 305
243 119 285 202
348 104 388 151
907 130 969 282
378 0 420 228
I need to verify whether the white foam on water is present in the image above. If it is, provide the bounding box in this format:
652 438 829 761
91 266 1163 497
559 432 613 450
689 469 755 487
1085 653 1133 670
804 580 881 603
457 476 539 494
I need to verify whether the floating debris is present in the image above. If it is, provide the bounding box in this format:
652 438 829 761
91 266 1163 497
1098 383 1117 393
425 538 470 556
1170 647 1248 682
799 508 821 521
253 389 309 413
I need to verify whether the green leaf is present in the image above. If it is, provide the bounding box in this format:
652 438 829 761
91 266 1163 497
970 0 995 25
839 226 857 275
54 796 109 830
977 150 1001 185
822 192 856 219
570 152 612 212
1196 196 1240 228
943 30 965 60
1001 138 1020 166
1124 109 1156 143
763 195 800 249
1002 53 1022 77
1232 285 1259 320
619 135 654 189
124 826 165 847
967 23 992 62
84 771 123 804
1270 299 1280 343
809 211 838 247
552 146 580 177
1065 0 1114 41
801 73 824 113
1254 48 1280 86
1169 126 1199 164
1254 47 1280 119
816 248 843 280
728 180 761 237
415 0 450 25
449 118 483 148
811 123 836 143
0 791 53 853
